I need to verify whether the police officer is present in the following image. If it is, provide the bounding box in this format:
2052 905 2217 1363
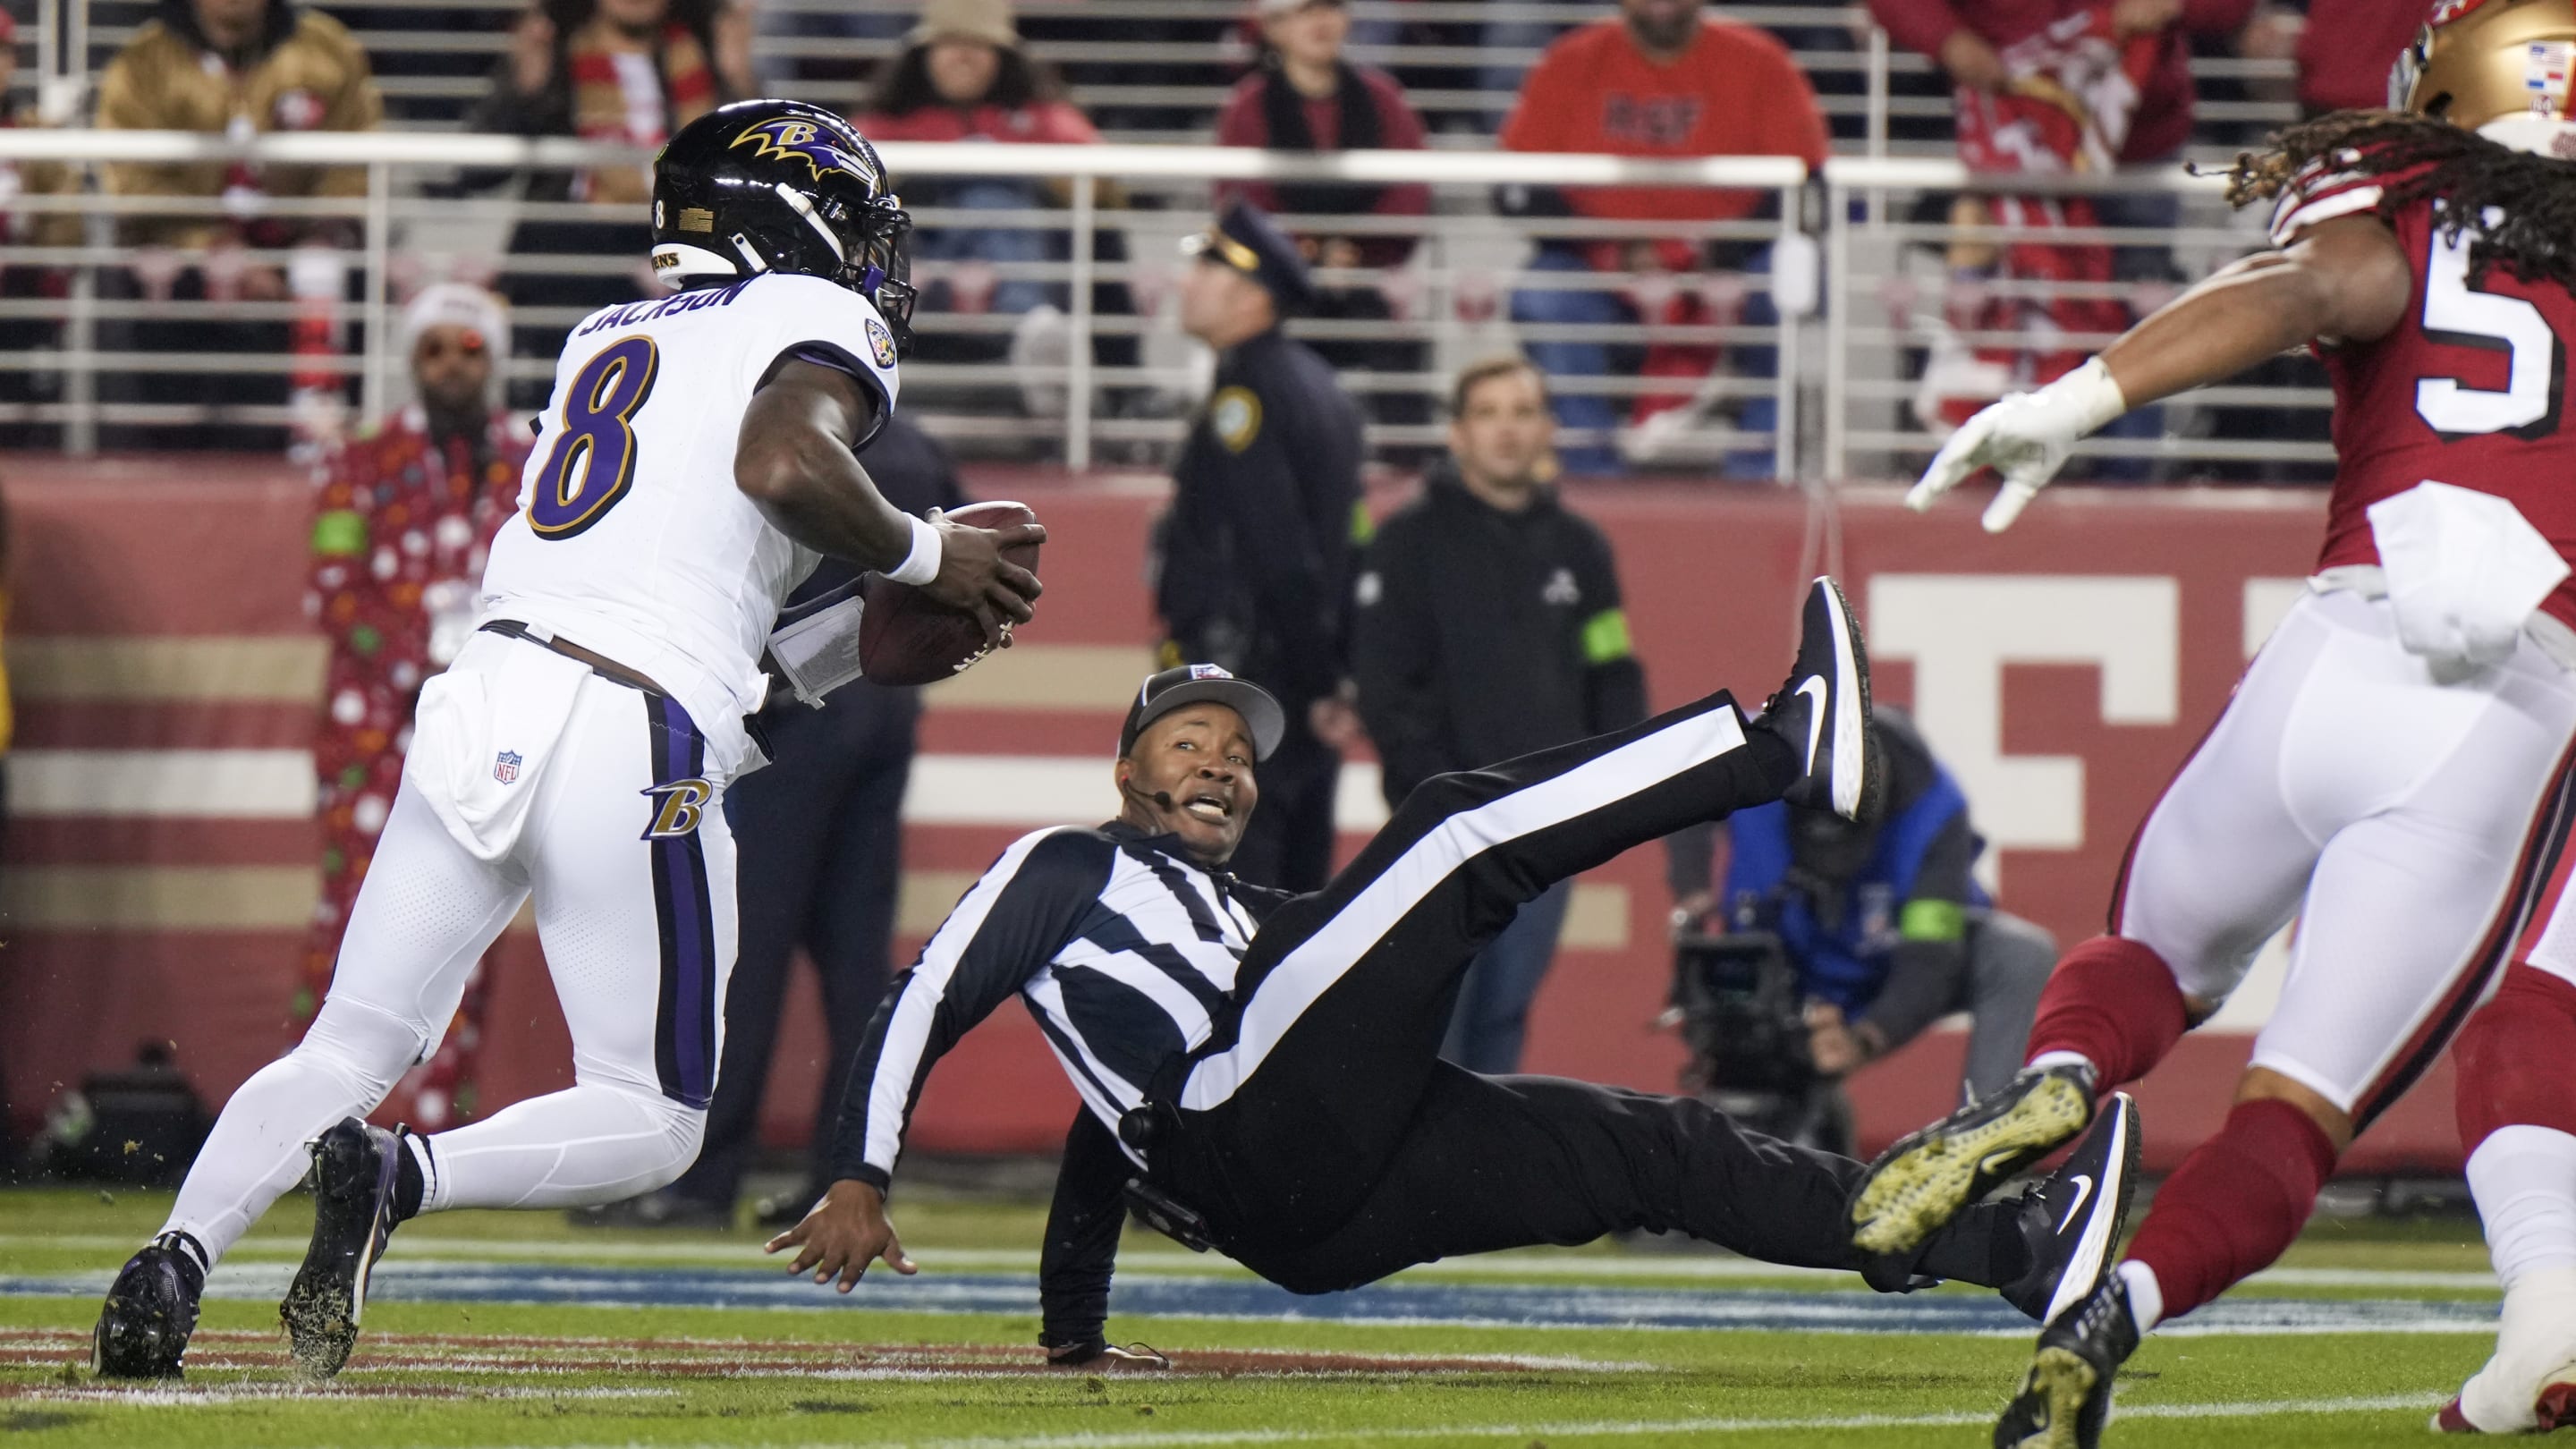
1154 199 1366 894
1670 707 2055 1103
1350 355 1652 1074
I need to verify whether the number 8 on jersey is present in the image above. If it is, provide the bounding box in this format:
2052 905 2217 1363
530 335 661 539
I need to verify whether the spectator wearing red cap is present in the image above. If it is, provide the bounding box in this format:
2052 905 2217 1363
1216 0 1433 439
1499 0 1828 476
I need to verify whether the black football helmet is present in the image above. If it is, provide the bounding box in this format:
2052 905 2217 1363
649 98 916 354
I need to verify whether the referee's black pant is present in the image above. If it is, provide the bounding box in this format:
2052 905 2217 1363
1140 687 2021 1293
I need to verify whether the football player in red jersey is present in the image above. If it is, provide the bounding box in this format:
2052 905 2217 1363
1846 1 2576 1442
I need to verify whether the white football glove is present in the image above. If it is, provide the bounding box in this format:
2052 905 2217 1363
1905 357 2130 532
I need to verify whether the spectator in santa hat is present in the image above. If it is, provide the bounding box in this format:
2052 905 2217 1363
297 282 530 1132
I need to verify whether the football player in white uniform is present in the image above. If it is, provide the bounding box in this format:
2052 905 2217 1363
90 99 1046 1381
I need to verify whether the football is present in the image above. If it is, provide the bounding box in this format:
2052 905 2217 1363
857 500 1043 687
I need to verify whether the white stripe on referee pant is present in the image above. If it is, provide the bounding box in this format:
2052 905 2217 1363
860 825 1071 1176
1179 704 1749 1112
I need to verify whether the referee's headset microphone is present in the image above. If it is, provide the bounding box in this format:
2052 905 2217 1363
1121 778 1179 812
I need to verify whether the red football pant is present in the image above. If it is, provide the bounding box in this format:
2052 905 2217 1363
2022 935 2190 1090
2456 964 2576 1151
2123 1097 2338 1322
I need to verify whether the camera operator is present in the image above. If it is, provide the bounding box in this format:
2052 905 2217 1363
1669 707 2053 1103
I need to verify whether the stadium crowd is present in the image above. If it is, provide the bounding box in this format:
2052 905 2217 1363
0 0 2418 475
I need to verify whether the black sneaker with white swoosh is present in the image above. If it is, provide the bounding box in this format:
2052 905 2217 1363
1760 576 1878 822
279 1117 411 1379
1995 1092 2140 1324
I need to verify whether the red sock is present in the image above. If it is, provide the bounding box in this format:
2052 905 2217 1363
2456 964 2576 1152
2123 1097 2336 1322
2024 935 2190 1089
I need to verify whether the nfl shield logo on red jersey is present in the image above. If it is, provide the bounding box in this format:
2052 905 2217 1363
494 750 522 784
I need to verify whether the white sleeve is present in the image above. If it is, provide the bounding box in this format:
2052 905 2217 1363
2268 153 2385 248
736 274 902 421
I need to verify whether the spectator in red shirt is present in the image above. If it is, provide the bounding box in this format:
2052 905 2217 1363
1869 0 2254 163
856 0 1100 322
1873 0 2251 480
1216 0 1433 438
1498 0 1828 475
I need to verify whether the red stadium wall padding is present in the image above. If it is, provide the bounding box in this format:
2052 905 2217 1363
0 457 2464 1174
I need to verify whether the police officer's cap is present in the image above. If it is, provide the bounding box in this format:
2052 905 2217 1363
1182 199 1317 316
1120 664 1286 762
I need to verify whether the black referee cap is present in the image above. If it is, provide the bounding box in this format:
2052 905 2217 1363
1119 664 1285 762
1181 199 1317 316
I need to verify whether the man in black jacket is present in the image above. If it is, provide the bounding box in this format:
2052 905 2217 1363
1153 199 1367 894
767 585 2142 1371
1351 357 1648 1072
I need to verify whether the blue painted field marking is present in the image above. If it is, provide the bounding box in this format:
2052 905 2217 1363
0 1261 2502 1337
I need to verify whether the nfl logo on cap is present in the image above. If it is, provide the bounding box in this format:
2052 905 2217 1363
495 750 522 784
1189 664 1234 681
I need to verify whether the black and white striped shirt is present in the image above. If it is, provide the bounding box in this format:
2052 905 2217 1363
828 820 1287 1190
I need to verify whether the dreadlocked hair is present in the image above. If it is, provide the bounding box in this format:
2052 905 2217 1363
2217 108 2576 289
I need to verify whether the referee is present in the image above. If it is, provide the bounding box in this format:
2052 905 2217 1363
771 581 2137 1362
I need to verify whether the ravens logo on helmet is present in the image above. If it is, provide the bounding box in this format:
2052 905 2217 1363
726 116 881 189
648 99 916 354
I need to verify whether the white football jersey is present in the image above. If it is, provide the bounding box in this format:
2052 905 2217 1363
479 271 902 736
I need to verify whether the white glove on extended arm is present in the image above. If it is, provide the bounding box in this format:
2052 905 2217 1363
1904 357 2131 532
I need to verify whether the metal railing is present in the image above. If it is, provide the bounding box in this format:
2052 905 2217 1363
1816 157 2331 484
0 130 2332 481
0 131 1816 472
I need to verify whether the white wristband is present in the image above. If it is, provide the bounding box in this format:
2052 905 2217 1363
887 513 942 587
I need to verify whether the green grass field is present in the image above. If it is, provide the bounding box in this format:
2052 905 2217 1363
0 1185 2514 1446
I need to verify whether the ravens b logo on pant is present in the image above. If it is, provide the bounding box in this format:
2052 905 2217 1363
641 778 714 839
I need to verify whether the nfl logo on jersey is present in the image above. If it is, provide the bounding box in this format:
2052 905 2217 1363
494 750 522 784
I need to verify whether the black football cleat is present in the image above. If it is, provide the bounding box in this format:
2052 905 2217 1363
92 1233 207 1379
1997 1093 2140 1324
1760 576 1877 821
1849 1062 2097 1257
1995 1272 2142 1449
279 1117 408 1379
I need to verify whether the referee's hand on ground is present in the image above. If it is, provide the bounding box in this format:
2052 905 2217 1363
766 1179 916 1292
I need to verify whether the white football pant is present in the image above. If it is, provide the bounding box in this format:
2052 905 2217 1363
164 632 742 1262
2114 587 2576 1123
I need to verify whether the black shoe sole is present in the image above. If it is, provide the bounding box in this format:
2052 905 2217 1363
280 1123 399 1380
92 1295 190 1380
